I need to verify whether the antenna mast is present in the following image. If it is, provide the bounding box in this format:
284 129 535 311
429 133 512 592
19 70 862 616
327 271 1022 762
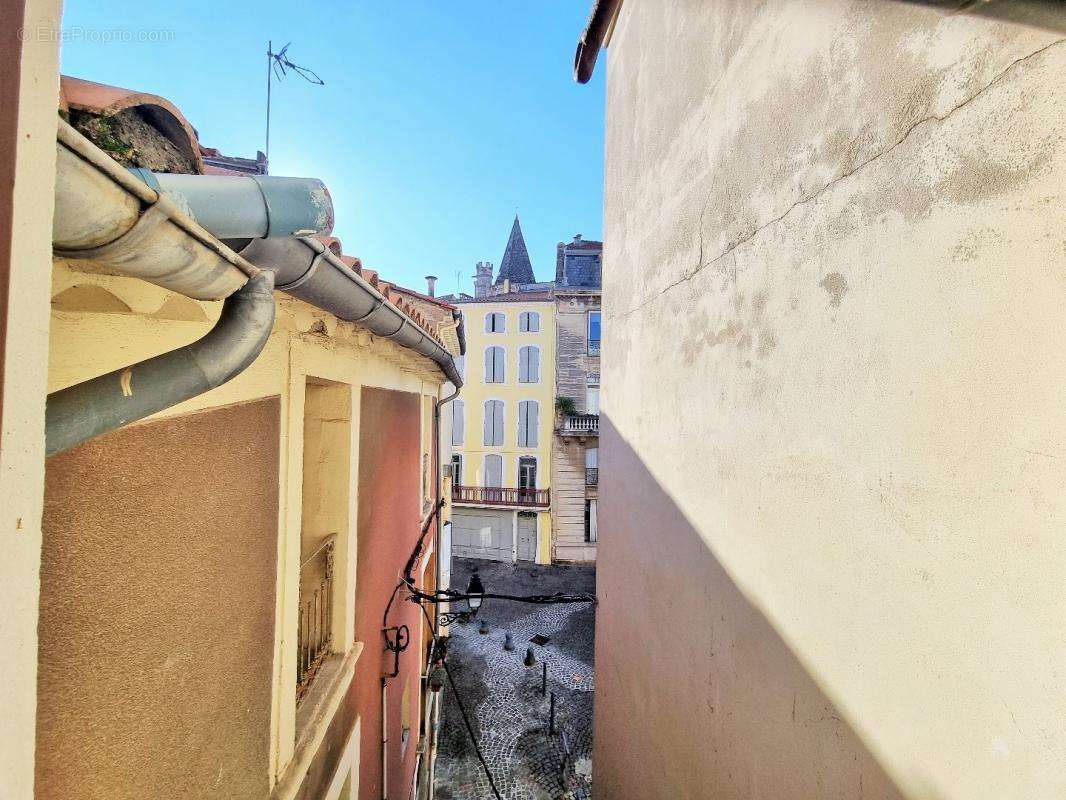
264 41 325 168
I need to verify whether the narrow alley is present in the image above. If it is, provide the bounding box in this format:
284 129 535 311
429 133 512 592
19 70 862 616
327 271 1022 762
436 559 596 800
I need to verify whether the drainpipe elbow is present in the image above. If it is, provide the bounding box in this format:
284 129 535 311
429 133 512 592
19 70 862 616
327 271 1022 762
45 272 276 456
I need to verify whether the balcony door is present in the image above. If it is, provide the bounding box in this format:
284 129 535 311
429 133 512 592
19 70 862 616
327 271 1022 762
484 454 503 505
484 454 503 486
518 456 537 502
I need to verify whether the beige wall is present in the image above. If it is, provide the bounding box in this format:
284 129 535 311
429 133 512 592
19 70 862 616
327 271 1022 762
551 438 596 563
0 2 61 795
40 265 447 796
554 292 600 411
38 399 281 800
596 2 1066 799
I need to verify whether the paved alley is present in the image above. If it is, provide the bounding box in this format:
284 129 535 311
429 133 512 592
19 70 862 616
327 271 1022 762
435 558 596 800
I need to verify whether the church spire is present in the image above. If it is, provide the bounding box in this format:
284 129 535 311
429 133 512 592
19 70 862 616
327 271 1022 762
495 214 535 286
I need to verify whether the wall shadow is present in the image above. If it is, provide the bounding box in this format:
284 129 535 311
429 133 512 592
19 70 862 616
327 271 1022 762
593 413 909 800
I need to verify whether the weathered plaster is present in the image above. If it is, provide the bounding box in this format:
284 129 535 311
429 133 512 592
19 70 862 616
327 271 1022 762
597 2 1066 798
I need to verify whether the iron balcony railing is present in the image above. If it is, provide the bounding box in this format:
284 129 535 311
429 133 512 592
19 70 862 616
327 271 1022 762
588 339 601 355
561 414 599 436
585 467 598 486
452 484 551 508
297 533 335 704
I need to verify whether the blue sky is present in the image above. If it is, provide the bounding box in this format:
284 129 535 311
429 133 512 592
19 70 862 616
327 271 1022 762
58 1 605 295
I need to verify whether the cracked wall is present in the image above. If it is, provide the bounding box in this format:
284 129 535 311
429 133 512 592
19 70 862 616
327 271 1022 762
596 1 1066 799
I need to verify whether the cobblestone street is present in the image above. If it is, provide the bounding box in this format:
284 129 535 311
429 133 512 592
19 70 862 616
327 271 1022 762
435 559 596 800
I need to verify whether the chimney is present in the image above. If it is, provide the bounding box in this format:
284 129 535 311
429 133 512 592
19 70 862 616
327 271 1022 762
474 261 494 298
425 275 437 297
573 234 583 242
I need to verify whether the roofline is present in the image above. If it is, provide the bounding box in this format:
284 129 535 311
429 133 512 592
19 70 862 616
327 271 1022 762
575 0 1066 84
390 283 458 311
453 293 556 305
574 0 624 84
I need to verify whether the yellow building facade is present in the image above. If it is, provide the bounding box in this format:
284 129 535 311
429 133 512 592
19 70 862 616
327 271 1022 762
448 297 556 565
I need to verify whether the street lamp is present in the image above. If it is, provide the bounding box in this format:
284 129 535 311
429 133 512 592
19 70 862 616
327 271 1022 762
439 571 487 626
466 571 484 611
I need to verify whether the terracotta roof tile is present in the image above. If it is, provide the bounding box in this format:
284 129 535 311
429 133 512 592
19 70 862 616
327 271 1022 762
60 76 204 173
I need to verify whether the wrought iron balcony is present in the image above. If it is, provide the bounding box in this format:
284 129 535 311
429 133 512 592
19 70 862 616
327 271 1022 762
452 484 550 508
585 467 598 486
297 534 335 704
560 414 599 436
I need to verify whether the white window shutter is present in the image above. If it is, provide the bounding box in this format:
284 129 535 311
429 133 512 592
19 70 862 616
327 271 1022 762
518 401 528 447
483 401 493 446
530 401 539 446
485 455 502 487
518 347 527 383
484 348 493 382
529 348 539 383
493 400 504 446
494 347 505 383
452 399 464 446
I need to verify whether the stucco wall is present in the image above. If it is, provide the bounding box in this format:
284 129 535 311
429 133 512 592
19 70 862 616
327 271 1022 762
0 2 61 794
353 386 423 800
37 398 280 800
596 2 1066 799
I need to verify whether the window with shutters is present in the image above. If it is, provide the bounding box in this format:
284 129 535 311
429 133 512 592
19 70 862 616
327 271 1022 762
483 399 504 446
484 346 505 383
518 346 540 384
451 399 464 446
485 312 506 333
451 453 462 485
519 311 540 333
517 400 539 447
484 454 503 487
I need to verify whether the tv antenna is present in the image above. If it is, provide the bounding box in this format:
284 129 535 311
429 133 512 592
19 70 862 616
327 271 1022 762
265 41 325 166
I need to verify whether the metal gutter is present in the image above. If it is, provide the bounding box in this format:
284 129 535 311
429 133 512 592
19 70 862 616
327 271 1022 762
53 117 257 300
50 119 461 453
46 271 275 455
237 236 463 389
574 0 623 84
127 168 335 240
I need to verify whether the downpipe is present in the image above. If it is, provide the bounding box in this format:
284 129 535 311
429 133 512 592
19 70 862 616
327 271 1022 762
381 678 389 800
45 271 276 456
424 384 460 800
